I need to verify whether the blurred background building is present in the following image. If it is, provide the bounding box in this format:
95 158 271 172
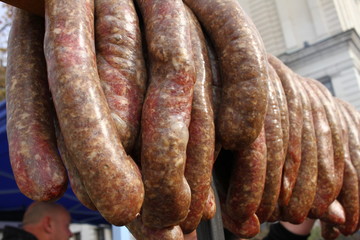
238 0 360 110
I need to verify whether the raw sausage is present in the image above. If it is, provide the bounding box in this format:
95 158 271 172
126 215 184 240
268 64 289 160
95 0 147 153
226 128 267 222
268 54 303 207
281 76 317 224
303 78 335 219
321 222 340 240
337 158 359 235
310 79 344 201
180 6 215 233
136 0 194 228
256 74 284 223
54 119 96 210
44 0 144 225
6 8 68 201
222 212 260 239
184 0 268 149
336 98 360 235
217 175 260 239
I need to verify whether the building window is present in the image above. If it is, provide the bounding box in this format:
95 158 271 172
71 232 81 240
97 227 105 240
317 76 335 96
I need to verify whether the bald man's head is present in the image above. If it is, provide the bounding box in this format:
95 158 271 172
22 202 68 226
22 202 73 240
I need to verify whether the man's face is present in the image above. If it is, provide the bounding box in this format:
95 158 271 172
50 209 73 240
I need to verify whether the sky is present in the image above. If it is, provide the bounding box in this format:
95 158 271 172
0 2 11 66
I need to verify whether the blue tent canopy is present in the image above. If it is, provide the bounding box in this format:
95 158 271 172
0 100 108 225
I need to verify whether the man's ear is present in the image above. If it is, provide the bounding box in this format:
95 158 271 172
42 216 53 233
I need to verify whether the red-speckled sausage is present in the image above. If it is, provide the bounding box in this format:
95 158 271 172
44 0 144 225
136 0 194 228
184 0 268 149
336 99 360 235
266 66 288 223
180 6 215 233
337 98 360 232
268 63 289 161
340 99 360 130
222 212 260 239
310 80 344 201
226 127 267 222
206 38 223 161
281 76 317 224
6 8 68 201
321 222 340 240
54 119 96 210
206 39 222 119
213 149 260 238
256 75 284 223
337 158 359 235
302 79 335 219
95 0 147 153
267 205 281 223
216 175 260 238
126 215 184 240
268 55 303 207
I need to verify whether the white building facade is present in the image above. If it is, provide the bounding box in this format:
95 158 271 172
238 0 360 110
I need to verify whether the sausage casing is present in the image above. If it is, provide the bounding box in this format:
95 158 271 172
137 0 195 228
44 0 144 225
6 8 68 201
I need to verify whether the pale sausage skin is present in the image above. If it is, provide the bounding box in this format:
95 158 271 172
268 55 303 207
180 6 215 234
136 0 195 228
44 0 144 225
95 0 147 153
184 0 268 150
281 76 317 224
6 8 68 201
320 200 345 225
